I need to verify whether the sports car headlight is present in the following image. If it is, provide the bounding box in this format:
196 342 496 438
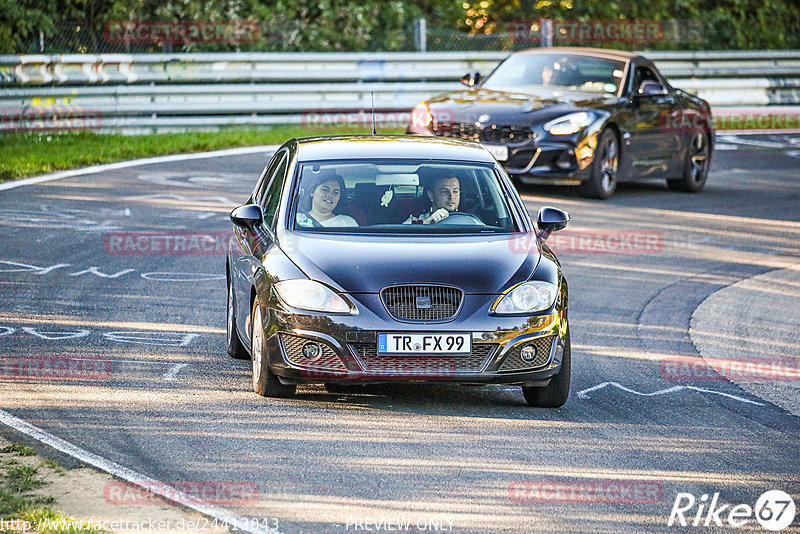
543 111 595 136
273 279 356 314
493 282 558 314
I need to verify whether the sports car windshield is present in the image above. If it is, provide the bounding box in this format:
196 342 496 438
482 53 626 95
290 159 519 234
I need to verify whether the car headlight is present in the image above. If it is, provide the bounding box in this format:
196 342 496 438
543 111 595 136
273 279 356 314
411 102 433 129
493 281 558 314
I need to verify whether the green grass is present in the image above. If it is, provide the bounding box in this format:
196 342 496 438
0 446 99 534
0 445 35 457
0 125 405 183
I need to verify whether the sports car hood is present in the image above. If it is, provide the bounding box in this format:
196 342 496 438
428 87 613 126
282 232 540 294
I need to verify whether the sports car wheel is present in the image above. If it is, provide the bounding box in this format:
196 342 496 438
251 300 296 398
580 129 618 200
226 275 248 359
667 133 709 192
522 327 570 408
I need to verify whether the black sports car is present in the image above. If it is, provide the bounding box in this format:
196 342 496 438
226 135 572 407
407 47 714 199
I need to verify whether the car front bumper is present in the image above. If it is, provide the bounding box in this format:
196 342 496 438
259 294 568 386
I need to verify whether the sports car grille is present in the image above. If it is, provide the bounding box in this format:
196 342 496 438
498 335 555 372
350 343 498 375
433 122 535 144
381 285 463 322
432 122 480 143
279 334 347 371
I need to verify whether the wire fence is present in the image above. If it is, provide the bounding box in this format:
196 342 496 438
11 19 798 55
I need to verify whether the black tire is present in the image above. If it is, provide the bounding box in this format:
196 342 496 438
579 128 619 200
226 275 248 359
522 328 571 408
251 300 296 398
667 133 709 192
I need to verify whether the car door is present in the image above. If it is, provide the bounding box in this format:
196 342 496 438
232 148 289 348
623 63 682 179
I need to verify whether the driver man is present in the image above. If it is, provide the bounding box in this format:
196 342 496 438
404 176 460 224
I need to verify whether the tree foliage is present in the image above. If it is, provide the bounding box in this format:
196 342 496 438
0 0 797 53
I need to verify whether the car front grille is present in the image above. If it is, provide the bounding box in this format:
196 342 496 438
432 122 480 143
432 122 535 145
498 335 555 372
350 342 498 375
381 285 463 322
279 334 347 371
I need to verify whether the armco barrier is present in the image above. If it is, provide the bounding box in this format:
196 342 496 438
0 51 798 133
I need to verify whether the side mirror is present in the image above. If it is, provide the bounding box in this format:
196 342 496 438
460 72 481 87
536 206 570 241
637 81 668 96
230 204 264 230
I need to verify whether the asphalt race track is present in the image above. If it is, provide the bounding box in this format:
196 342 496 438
1 133 799 533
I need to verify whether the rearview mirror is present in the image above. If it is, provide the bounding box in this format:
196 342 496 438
637 81 668 96
460 72 481 87
536 206 570 241
230 204 264 230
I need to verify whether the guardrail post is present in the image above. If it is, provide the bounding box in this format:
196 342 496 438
414 18 427 52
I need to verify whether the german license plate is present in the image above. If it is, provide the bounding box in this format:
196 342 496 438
482 144 508 162
377 333 471 354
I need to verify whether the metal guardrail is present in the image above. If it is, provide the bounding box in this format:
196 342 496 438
1 51 799 133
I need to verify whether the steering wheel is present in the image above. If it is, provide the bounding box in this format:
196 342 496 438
432 211 484 226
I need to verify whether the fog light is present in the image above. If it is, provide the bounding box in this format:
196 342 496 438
520 344 538 363
302 342 322 361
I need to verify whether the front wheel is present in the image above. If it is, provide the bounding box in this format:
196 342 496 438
522 328 571 408
579 129 619 200
251 300 296 398
226 276 248 359
667 133 709 192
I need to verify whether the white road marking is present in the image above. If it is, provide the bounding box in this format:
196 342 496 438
0 326 15 336
0 409 279 534
125 193 239 206
0 145 279 192
163 363 189 381
0 260 72 274
716 136 789 149
70 267 136 279
139 272 225 282
21 327 91 340
576 381 766 406
103 332 200 347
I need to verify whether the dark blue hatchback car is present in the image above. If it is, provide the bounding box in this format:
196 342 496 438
226 135 572 407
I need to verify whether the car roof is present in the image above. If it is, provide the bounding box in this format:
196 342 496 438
293 135 496 163
515 46 640 62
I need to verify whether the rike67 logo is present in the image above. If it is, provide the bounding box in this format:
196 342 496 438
668 490 796 531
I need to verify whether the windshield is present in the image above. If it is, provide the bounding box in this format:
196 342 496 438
483 53 626 95
289 159 519 234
